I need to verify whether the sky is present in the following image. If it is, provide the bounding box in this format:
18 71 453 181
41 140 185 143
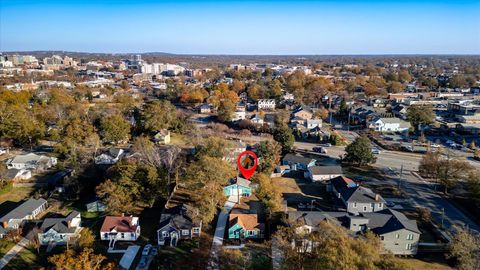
1 0 480 55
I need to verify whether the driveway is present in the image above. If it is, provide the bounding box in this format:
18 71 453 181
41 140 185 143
0 237 29 269
208 195 238 269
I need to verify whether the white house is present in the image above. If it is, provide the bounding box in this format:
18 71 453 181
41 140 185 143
0 198 48 230
231 110 246 122
100 216 140 248
250 115 264 125
94 148 124 165
307 166 343 182
257 99 276 110
38 211 82 245
6 153 57 171
369 117 411 133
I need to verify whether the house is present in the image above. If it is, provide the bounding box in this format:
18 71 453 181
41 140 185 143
157 204 202 246
85 199 107 212
355 209 421 255
391 104 408 119
369 117 411 133
307 166 343 182
5 169 32 181
257 99 276 110
330 176 386 214
154 129 171 144
250 115 264 125
198 103 211 113
228 213 264 239
291 105 313 120
231 108 246 121
282 154 316 171
94 148 124 165
6 153 57 171
224 177 255 198
274 165 291 176
100 216 140 245
286 209 420 255
306 119 322 129
38 211 82 245
0 198 48 229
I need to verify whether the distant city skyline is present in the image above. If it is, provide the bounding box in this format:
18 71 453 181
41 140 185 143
1 0 480 55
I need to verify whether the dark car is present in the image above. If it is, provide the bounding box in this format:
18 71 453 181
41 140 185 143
139 256 148 268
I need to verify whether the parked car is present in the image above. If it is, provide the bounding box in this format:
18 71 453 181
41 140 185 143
371 148 381 154
320 143 332 147
139 256 148 268
142 244 152 256
0 148 6 155
313 146 327 154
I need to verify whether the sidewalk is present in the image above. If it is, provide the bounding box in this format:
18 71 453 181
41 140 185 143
0 238 29 270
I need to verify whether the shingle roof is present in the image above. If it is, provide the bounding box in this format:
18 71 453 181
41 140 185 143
362 209 420 234
331 176 358 192
341 186 386 204
229 213 264 231
159 204 200 230
309 166 343 175
287 211 348 227
283 154 315 166
0 198 47 222
100 216 138 233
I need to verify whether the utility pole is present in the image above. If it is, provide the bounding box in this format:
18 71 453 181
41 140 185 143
328 98 333 125
347 107 351 133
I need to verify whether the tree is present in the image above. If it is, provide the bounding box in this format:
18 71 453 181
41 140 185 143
48 248 115 270
217 100 235 122
100 113 130 144
253 173 283 216
120 80 130 90
182 156 235 224
314 106 329 120
276 221 411 270
407 105 435 132
344 135 376 166
273 125 295 154
257 141 281 173
448 227 480 270
387 81 404 93
141 100 177 133
74 228 95 251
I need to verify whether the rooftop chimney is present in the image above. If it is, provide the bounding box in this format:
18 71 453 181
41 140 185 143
375 194 380 201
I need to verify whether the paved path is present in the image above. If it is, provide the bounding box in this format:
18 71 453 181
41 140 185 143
208 195 238 269
0 238 29 269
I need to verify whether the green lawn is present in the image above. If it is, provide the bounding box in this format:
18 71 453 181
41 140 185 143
0 239 15 257
170 133 189 146
398 258 452 270
4 247 46 270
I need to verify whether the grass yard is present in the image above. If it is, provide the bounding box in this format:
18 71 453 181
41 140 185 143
0 239 15 257
0 185 35 204
4 247 46 270
170 133 189 146
272 177 302 194
398 258 452 270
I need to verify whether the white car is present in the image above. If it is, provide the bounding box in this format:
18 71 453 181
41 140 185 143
0 148 6 155
371 148 381 154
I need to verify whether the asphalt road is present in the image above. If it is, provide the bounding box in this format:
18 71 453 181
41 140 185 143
294 140 480 235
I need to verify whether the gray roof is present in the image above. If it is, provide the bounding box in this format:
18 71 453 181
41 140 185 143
234 177 252 188
283 154 315 166
362 209 420 234
309 166 343 175
341 186 386 204
287 211 348 227
0 198 47 222
39 211 80 234
158 204 201 231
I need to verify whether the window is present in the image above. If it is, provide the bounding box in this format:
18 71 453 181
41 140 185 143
380 236 384 241
131 233 135 238
182 230 189 236
193 228 200 234
162 231 168 237
395 234 399 239
104 233 108 238
121 233 125 238
407 234 414 240
248 230 255 236
363 206 367 212
379 203 383 209
406 243 412 250
353 203 357 208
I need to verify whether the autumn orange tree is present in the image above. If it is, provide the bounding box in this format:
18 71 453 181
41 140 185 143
48 248 115 270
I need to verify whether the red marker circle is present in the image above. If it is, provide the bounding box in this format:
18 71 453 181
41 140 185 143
237 150 258 180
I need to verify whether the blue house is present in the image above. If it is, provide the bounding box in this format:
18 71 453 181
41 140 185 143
228 212 264 239
223 177 255 197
